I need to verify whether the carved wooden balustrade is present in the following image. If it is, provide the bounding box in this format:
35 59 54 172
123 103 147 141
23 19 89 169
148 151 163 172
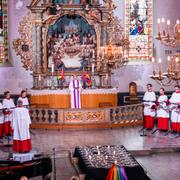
30 104 143 129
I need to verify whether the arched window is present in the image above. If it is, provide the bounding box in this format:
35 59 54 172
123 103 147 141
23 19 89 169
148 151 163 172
125 0 153 61
0 0 8 63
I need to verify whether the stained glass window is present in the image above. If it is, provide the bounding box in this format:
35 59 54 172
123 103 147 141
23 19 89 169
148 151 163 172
0 0 8 64
125 0 153 61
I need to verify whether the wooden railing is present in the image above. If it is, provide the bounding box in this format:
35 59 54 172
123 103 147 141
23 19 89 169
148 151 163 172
30 104 143 129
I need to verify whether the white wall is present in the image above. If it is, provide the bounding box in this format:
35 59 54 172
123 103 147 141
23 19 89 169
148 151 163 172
0 0 179 93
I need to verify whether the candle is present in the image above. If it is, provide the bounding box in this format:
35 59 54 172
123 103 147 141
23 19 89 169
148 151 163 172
167 56 171 73
152 57 156 74
167 20 170 36
175 57 179 73
92 63 95 73
51 63 54 73
38 74 41 81
162 18 165 35
105 73 108 80
157 18 161 37
158 58 162 75
176 19 180 25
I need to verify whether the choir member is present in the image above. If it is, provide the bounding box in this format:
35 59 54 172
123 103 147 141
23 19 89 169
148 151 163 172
156 88 169 131
18 90 29 108
12 100 32 153
169 85 180 133
69 75 82 109
2 91 15 136
143 84 156 129
0 102 3 138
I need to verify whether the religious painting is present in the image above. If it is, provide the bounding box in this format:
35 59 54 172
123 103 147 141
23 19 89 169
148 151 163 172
47 14 96 72
0 0 8 64
125 0 153 61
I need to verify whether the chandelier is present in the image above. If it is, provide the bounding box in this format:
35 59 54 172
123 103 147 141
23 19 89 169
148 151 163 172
155 18 180 47
149 54 180 86
98 40 129 70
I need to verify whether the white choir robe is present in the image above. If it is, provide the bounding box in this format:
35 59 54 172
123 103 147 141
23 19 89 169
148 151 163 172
11 107 32 153
169 92 180 132
0 103 3 138
143 91 156 129
156 95 169 130
17 97 29 107
2 98 15 135
69 79 82 109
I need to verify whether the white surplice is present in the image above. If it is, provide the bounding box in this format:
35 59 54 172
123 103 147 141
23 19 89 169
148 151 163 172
2 98 15 123
11 107 31 141
143 91 156 117
169 92 180 123
17 97 29 107
157 95 169 118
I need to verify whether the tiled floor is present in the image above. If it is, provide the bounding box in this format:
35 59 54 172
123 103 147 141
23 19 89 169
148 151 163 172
0 127 180 180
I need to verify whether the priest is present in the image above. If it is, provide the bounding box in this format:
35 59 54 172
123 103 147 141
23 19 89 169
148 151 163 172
11 100 32 153
143 84 156 129
69 75 82 109
2 91 15 136
169 85 180 133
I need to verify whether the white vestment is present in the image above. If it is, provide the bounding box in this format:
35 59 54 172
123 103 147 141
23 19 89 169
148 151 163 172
169 92 180 123
0 103 3 124
157 95 169 118
69 79 82 108
11 107 31 141
143 91 156 117
17 97 29 107
2 98 15 123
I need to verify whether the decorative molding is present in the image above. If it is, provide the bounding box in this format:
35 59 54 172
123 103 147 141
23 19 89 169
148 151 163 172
13 12 33 70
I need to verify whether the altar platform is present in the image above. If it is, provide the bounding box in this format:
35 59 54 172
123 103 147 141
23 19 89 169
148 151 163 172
30 88 118 109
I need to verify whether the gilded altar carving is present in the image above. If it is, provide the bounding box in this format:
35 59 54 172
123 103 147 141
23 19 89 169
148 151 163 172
87 111 105 122
13 12 33 70
64 111 83 122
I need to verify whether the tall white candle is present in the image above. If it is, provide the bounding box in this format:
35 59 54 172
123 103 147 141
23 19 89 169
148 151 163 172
51 63 54 73
92 63 95 73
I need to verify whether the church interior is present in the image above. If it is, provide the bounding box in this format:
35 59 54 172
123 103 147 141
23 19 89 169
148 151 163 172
0 0 180 180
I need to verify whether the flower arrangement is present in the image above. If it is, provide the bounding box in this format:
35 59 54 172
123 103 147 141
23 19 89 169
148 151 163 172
81 73 92 88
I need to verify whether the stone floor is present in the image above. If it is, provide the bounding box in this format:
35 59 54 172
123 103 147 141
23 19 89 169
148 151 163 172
0 126 180 180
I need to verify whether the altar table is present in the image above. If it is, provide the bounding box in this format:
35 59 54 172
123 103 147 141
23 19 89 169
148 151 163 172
30 89 118 108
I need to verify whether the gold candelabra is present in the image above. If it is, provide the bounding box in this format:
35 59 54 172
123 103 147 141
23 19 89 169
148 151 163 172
156 18 180 47
98 40 129 71
149 54 180 86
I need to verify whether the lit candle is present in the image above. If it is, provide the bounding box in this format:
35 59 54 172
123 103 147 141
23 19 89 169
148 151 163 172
157 18 161 35
162 18 165 35
167 20 170 36
51 63 54 73
152 57 156 74
176 19 180 25
158 58 162 75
